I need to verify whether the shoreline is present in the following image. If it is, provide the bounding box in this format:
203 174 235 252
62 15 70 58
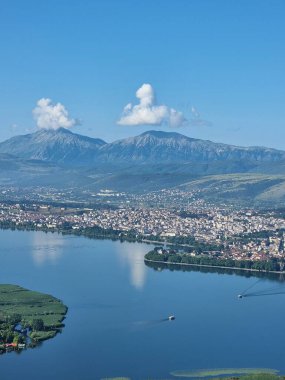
0 284 67 354
144 258 285 275
1 224 283 276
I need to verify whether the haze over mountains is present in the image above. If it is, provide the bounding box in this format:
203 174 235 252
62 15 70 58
0 127 285 205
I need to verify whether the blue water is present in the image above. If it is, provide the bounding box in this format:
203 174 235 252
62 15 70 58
1 229 285 379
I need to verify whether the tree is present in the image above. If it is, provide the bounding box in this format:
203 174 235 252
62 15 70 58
279 238 284 253
9 313 21 325
31 318 44 331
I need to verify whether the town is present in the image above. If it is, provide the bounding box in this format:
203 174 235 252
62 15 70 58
1 196 285 265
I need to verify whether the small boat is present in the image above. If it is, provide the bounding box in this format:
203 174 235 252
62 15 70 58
238 294 243 299
168 315 175 320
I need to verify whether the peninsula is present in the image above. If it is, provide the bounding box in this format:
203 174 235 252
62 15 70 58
145 248 285 274
0 284 67 353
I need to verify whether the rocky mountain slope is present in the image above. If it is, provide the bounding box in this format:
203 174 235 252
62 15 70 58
0 128 285 205
98 130 285 164
0 128 106 165
0 129 284 166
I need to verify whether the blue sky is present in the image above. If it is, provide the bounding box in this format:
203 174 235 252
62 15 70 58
0 0 284 148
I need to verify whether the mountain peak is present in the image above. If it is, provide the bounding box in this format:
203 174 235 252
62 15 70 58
139 130 193 140
98 130 285 164
0 128 106 165
36 127 73 134
0 129 284 166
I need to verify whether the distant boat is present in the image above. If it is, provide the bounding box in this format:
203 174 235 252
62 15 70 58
168 315 175 320
238 294 243 299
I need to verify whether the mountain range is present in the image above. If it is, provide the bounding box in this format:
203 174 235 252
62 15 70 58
0 128 105 165
0 128 285 205
0 128 284 166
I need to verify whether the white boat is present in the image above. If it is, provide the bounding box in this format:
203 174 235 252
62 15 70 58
168 315 175 320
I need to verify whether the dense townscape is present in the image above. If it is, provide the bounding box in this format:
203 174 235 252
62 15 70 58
1 197 285 266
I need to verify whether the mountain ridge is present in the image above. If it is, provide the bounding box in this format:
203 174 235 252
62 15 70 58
0 128 285 204
0 128 284 166
0 128 106 165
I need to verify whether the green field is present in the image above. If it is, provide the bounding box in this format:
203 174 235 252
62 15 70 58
0 284 67 345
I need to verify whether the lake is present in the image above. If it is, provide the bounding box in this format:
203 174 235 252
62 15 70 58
1 229 285 379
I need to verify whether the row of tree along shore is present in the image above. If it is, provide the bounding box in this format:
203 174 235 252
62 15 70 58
0 220 222 251
144 249 285 273
1 220 283 273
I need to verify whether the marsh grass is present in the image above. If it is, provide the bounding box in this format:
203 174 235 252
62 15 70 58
0 284 67 328
170 368 279 378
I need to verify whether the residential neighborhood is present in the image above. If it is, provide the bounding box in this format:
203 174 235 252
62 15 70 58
1 201 285 263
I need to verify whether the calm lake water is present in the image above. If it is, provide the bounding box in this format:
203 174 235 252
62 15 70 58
1 229 285 379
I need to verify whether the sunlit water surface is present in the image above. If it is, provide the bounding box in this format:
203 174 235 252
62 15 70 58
1 229 285 379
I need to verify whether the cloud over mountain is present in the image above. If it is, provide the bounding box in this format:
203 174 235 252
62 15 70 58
117 83 186 128
33 98 79 130
189 106 212 127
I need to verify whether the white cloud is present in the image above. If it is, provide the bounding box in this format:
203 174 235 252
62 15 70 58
33 98 78 130
190 105 212 127
191 106 200 118
117 83 186 128
169 108 187 128
116 243 147 290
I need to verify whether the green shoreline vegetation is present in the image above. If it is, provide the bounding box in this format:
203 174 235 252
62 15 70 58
0 220 222 251
1 231 284 376
100 371 283 380
170 368 279 378
224 375 285 380
0 284 67 353
144 249 283 273
0 220 283 274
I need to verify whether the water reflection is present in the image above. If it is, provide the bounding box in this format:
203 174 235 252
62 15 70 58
116 242 148 289
145 260 285 282
31 232 65 266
